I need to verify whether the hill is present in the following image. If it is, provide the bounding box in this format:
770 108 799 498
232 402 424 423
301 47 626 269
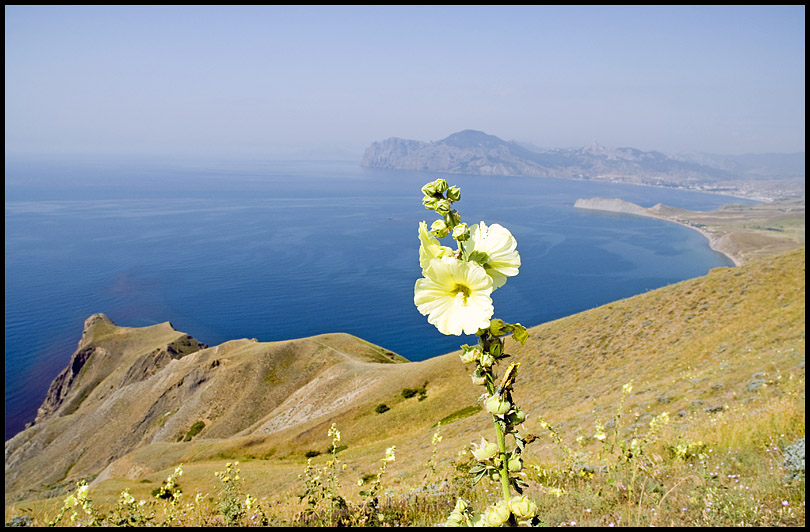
362 130 805 202
5 248 805 526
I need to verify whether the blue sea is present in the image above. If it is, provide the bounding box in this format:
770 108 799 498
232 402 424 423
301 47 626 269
4 156 750 440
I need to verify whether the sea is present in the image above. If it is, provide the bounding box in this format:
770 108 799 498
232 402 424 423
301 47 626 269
4 155 753 440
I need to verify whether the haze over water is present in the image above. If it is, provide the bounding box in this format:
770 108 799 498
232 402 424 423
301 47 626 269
4 156 749 439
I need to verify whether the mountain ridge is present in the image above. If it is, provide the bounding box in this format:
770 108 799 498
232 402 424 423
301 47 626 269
362 130 805 201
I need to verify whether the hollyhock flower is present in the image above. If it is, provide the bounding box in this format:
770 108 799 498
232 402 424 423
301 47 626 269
418 221 454 273
414 256 494 336
465 221 520 289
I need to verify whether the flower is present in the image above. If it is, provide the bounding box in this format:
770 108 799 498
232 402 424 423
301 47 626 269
414 256 494 335
384 446 397 462
465 221 520 289
471 436 500 461
418 221 453 273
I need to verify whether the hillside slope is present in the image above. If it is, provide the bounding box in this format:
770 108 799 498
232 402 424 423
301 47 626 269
5 249 804 509
4 321 408 501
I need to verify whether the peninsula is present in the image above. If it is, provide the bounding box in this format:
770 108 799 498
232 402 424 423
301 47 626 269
574 197 805 266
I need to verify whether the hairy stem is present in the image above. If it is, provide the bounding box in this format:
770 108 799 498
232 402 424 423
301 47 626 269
494 417 513 502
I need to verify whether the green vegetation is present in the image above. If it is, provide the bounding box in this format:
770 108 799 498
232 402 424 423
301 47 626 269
182 421 205 442
374 403 390 414
401 382 428 401
435 405 482 426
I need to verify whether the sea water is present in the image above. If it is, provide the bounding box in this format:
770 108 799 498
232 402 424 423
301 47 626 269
4 156 748 439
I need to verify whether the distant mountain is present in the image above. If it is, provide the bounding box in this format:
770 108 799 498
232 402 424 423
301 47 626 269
362 130 805 201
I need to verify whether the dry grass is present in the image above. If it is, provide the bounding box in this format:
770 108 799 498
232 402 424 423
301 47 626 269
5 248 805 526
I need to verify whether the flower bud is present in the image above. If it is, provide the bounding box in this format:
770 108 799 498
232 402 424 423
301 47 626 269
471 437 499 461
489 340 503 358
471 372 487 386
446 186 461 202
508 409 526 425
453 498 468 513
479 352 495 368
421 179 449 197
507 454 523 472
484 500 511 527
446 511 465 527
422 195 439 211
485 395 511 416
430 219 450 238
508 495 538 519
459 345 481 364
452 223 470 242
435 199 452 215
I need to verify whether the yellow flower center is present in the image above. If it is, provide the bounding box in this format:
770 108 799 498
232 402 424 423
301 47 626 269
452 283 472 303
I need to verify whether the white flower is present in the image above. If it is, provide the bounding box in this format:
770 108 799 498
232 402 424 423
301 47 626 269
465 221 520 289
384 446 397 462
418 221 454 273
414 257 494 336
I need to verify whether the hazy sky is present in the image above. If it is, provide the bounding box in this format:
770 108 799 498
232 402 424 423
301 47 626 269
4 5 805 158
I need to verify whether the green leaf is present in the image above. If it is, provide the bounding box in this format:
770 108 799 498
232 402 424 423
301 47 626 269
511 324 529 345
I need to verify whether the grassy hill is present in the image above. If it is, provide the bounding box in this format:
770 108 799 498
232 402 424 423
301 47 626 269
5 248 805 526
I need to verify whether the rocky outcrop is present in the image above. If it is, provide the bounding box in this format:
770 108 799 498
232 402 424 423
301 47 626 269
573 197 649 215
32 315 207 426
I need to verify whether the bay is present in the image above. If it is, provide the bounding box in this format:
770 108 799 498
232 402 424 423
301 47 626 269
4 156 749 439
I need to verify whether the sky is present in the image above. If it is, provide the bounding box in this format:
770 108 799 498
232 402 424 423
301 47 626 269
4 5 806 159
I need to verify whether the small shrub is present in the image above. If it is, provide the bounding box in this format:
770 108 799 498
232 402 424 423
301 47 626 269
783 437 805 481
402 382 428 401
375 404 390 414
183 421 205 442
305 450 321 458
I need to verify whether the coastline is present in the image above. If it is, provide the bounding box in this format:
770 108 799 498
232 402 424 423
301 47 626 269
573 197 744 266
647 215 744 267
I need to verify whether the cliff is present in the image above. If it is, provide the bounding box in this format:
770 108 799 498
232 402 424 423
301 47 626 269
5 319 410 501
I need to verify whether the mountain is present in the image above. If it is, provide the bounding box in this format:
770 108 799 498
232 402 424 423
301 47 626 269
5 248 805 511
362 130 805 201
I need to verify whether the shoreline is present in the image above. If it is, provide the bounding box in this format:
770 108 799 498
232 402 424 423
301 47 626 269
573 197 744 266
645 214 744 267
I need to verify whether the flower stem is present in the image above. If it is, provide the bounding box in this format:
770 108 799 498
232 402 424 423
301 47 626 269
494 417 512 503
482 334 513 504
